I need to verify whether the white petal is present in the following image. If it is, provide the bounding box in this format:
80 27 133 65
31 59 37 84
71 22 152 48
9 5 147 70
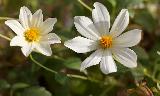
112 48 137 68
40 18 57 34
113 29 142 48
21 43 34 57
10 36 26 46
64 36 98 53
19 6 32 29
74 16 100 40
100 50 117 74
110 9 129 38
80 49 103 71
35 43 52 56
92 2 110 35
41 33 61 44
5 20 25 35
31 9 43 28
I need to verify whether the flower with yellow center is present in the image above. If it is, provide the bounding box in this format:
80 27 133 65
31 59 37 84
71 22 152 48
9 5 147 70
5 6 61 57
64 2 142 74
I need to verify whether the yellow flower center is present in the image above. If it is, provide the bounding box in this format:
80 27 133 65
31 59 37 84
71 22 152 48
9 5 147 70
24 28 40 42
100 35 113 48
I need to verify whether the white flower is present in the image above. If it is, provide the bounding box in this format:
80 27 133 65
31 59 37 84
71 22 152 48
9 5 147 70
64 2 141 74
5 6 61 57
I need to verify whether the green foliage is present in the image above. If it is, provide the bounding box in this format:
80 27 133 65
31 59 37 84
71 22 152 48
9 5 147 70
20 87 52 96
63 57 81 70
0 0 160 95
0 79 10 90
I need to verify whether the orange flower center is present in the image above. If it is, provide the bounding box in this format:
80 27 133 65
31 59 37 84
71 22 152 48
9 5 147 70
100 35 113 48
24 28 40 42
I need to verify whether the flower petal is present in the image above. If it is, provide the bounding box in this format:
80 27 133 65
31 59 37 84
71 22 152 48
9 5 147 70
40 18 57 34
35 43 52 56
5 20 25 35
113 29 142 48
92 2 110 35
21 43 34 57
110 9 129 38
19 6 32 29
112 48 137 68
74 16 100 40
100 50 117 74
41 33 61 44
80 49 103 71
10 36 26 47
64 36 98 53
31 9 43 28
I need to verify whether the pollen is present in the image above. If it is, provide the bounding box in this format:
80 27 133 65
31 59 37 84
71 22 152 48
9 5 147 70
100 35 113 48
24 28 40 42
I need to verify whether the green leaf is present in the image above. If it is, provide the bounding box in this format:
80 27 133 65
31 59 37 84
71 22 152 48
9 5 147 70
21 87 52 96
108 0 116 8
131 65 145 81
0 79 10 90
134 9 156 33
55 73 68 85
132 46 149 60
12 83 29 90
63 57 81 70
116 0 143 9
116 62 130 73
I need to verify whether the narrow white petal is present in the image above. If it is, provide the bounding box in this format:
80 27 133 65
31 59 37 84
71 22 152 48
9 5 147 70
100 50 117 74
19 6 32 29
110 9 129 38
92 2 110 35
80 49 103 71
10 36 26 47
5 20 25 35
21 43 34 57
41 33 61 44
31 9 43 28
112 48 137 68
35 43 52 56
74 16 100 40
64 36 98 53
40 18 57 34
113 29 142 48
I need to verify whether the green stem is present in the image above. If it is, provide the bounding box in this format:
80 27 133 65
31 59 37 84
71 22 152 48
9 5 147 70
100 85 114 96
10 89 13 96
67 74 87 80
153 63 158 78
0 33 96 81
0 34 11 41
143 68 160 84
0 17 14 20
77 0 92 11
30 54 58 74
30 54 89 80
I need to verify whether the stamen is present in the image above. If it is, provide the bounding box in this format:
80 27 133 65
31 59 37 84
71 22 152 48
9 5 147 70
24 28 40 42
100 35 112 48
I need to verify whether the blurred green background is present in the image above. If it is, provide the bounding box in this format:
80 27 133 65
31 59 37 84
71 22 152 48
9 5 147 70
0 0 160 96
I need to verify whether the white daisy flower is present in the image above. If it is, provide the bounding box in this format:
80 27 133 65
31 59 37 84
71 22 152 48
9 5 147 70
64 2 141 74
5 6 61 57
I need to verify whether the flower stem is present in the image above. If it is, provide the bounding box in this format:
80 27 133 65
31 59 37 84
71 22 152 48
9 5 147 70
0 34 11 41
30 54 58 74
67 74 87 80
143 68 160 83
0 33 95 81
77 0 92 11
30 54 89 80
0 17 14 20
10 89 13 96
